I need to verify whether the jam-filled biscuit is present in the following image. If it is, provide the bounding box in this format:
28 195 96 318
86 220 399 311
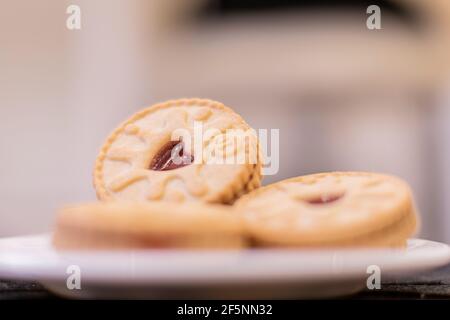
236 172 418 247
94 98 262 204
53 202 246 249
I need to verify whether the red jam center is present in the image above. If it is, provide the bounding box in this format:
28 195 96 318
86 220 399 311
305 193 344 205
150 140 193 171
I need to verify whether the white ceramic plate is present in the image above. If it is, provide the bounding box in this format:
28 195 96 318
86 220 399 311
0 234 449 299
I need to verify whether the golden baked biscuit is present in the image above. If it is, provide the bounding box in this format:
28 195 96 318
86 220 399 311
236 172 418 247
53 202 246 249
94 98 261 204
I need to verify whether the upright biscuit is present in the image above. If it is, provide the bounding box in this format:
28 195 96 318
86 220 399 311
236 172 418 247
94 98 262 204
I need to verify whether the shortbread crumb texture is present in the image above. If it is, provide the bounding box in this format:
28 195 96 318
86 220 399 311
94 99 262 204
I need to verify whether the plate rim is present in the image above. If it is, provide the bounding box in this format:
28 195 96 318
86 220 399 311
0 234 449 285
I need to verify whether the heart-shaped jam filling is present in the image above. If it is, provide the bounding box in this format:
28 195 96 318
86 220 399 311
150 140 194 171
305 193 344 205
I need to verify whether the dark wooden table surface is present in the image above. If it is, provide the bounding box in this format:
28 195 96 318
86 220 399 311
2 263 450 300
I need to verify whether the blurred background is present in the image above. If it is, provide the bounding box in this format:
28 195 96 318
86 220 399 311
1 0 450 241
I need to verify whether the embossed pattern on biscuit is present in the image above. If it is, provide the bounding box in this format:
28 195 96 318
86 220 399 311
236 172 418 247
94 99 262 203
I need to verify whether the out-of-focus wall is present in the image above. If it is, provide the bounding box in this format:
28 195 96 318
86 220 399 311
144 1 445 240
0 0 154 236
436 83 450 244
1 0 449 242
1 1 70 236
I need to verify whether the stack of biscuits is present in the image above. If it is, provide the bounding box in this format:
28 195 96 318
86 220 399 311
53 99 418 249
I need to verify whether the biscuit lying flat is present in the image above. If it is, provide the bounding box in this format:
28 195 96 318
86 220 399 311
236 172 418 247
94 98 261 204
53 202 246 249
